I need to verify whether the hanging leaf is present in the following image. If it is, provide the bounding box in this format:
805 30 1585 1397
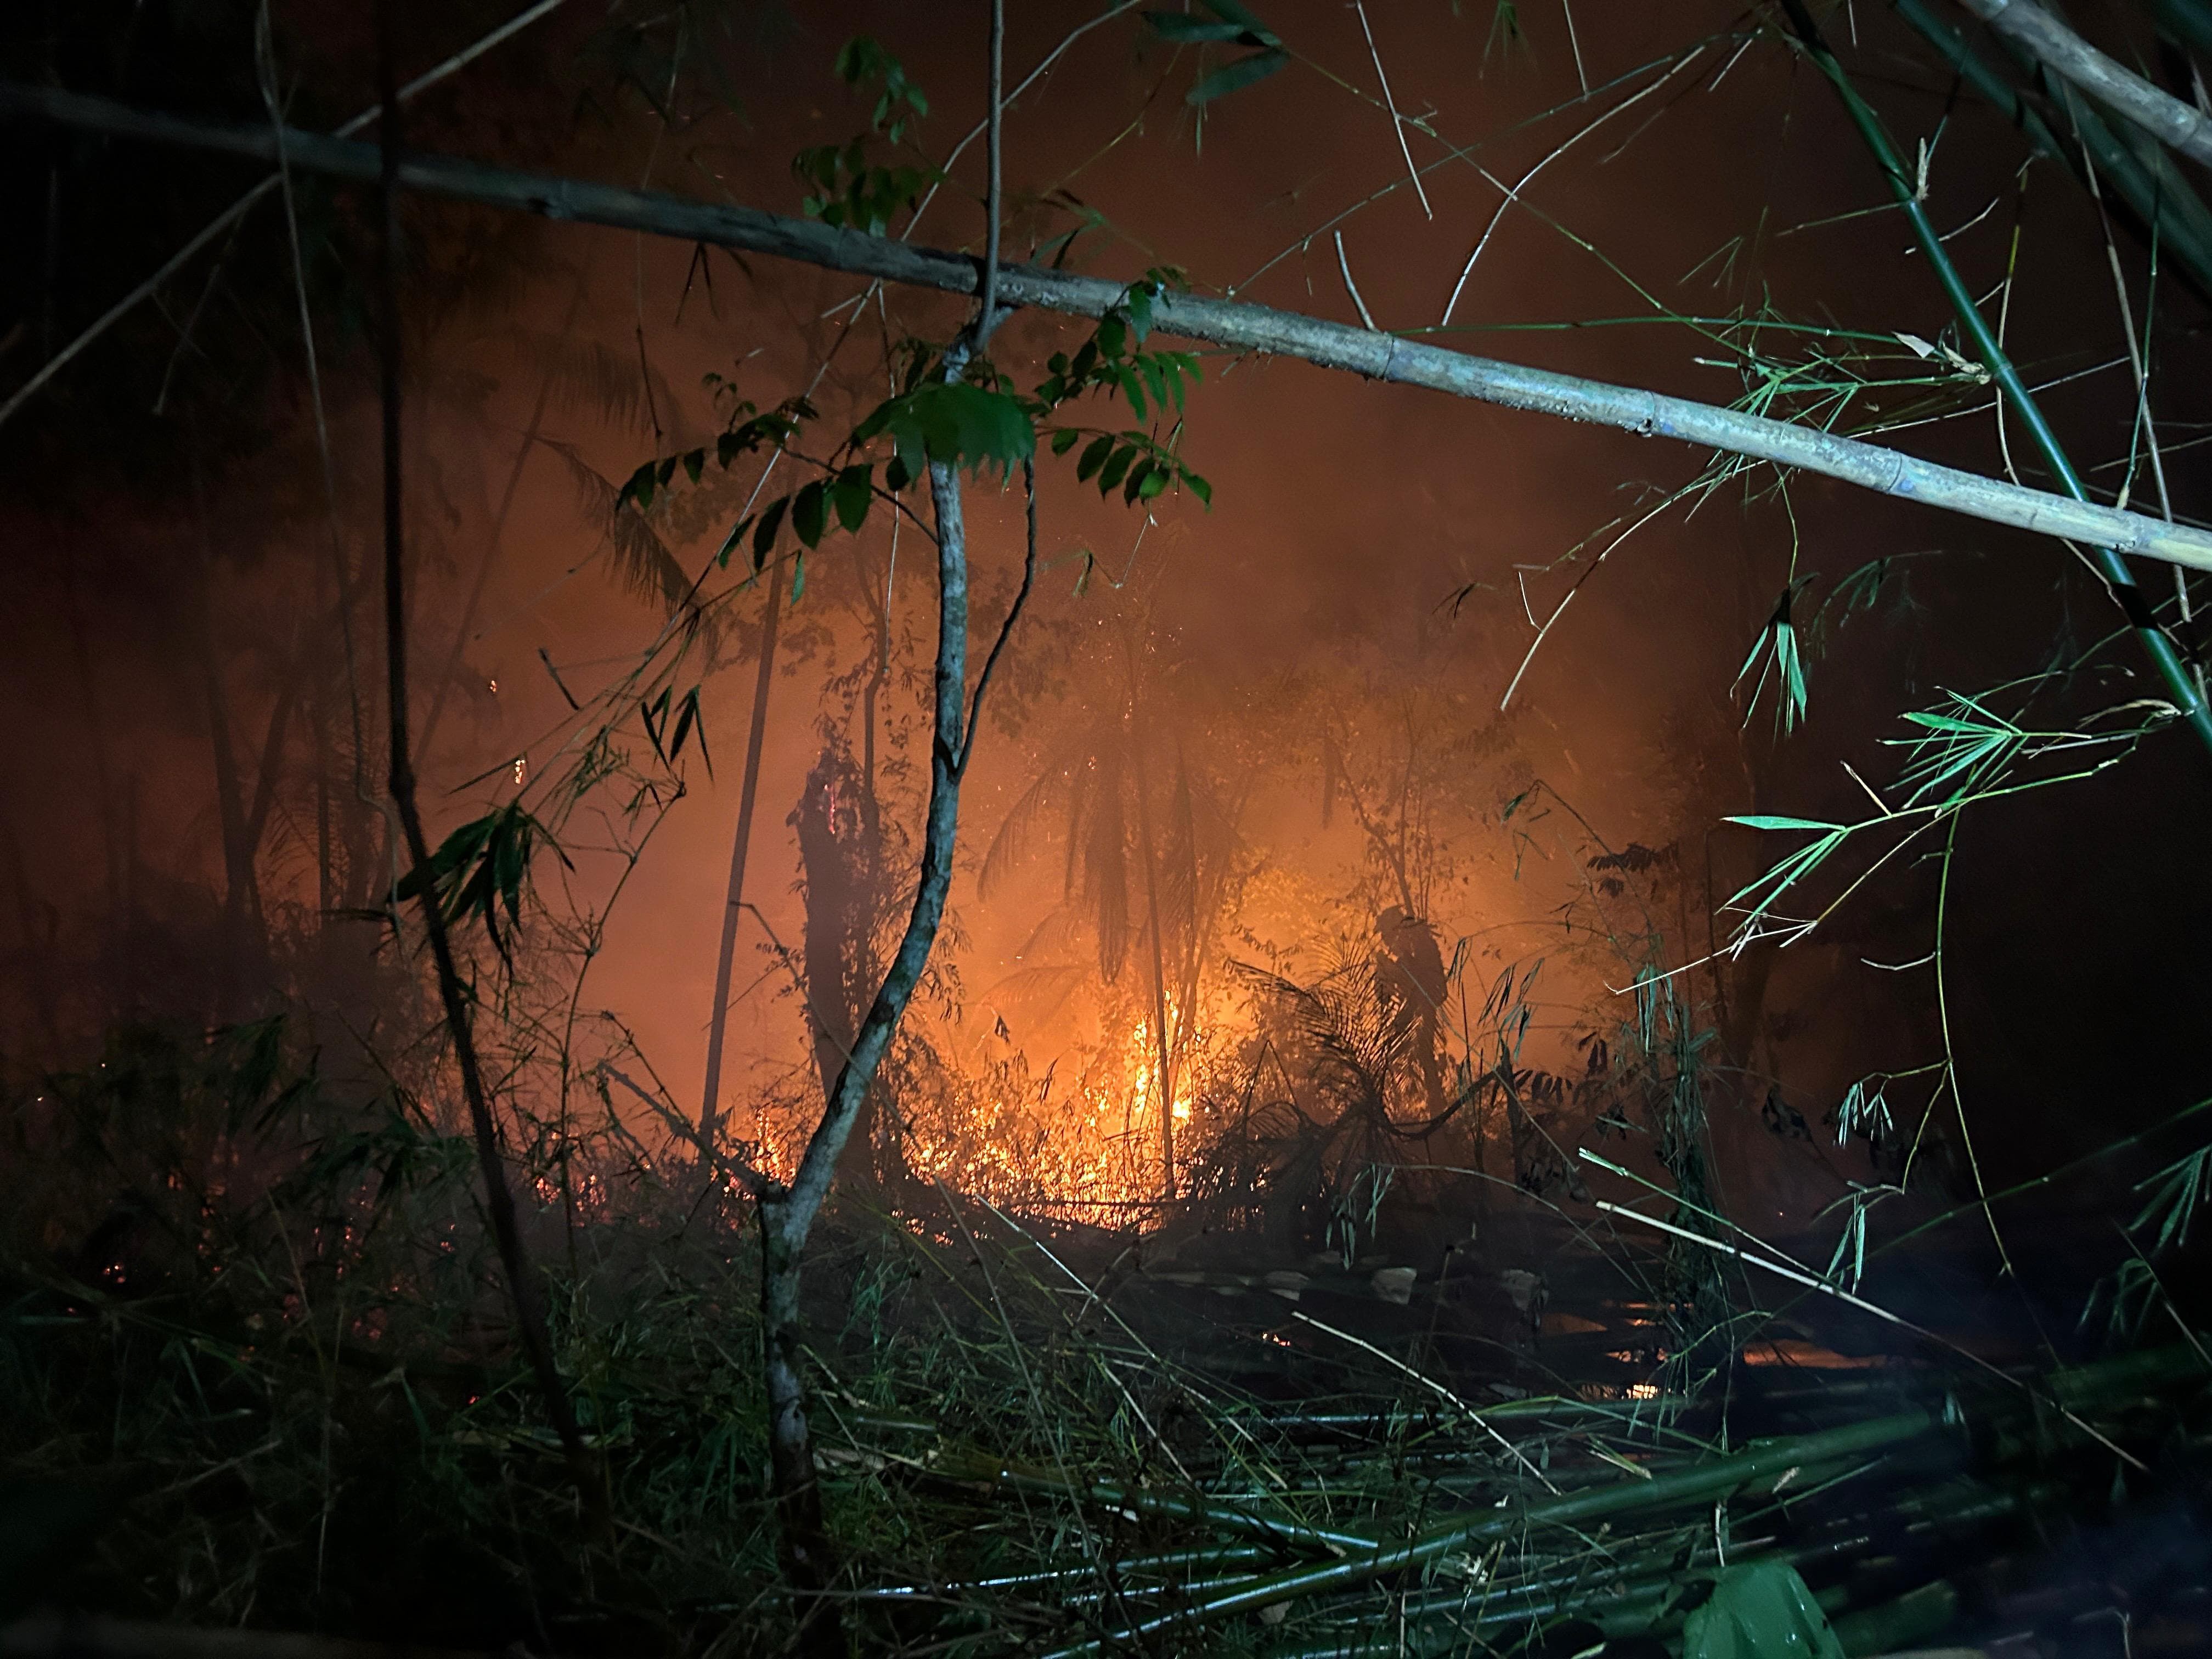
715 513 755 570
1187 47 1288 106
791 480 828 549
752 496 789 567
1145 14 1271 45
393 804 569 970
1076 434 1115 483
831 464 874 532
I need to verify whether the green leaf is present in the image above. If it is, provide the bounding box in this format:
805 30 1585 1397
752 496 789 567
1181 468 1212 506
1049 427 1082 456
792 480 828 549
1097 444 1135 494
1199 0 1280 42
392 804 568 971
1683 1561 1846 1659
1187 47 1288 105
1115 362 1148 421
1144 14 1269 44
1724 815 1841 832
682 449 705 484
715 514 754 569
668 686 708 772
791 552 807 606
1125 283 1155 345
855 380 1036 479
1076 433 1114 483
619 461 657 510
832 464 873 532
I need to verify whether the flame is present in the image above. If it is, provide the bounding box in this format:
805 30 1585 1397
900 1015 1205 1220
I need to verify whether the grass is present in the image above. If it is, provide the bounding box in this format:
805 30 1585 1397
6 980 2210 1658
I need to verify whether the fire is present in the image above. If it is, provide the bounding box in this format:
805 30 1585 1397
900 1015 1205 1220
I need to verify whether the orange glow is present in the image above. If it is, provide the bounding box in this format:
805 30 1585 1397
900 1015 1208 1220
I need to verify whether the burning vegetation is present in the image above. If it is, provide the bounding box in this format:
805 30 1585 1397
7 2 2212 1658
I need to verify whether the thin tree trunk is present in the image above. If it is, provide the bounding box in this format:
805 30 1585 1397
369 4 598 1515
758 443 985 1654
754 14 1029 1585
313 687 334 922
188 469 263 1006
698 566 785 1155
1130 736 1178 1200
3 822 64 1061
61 567 121 940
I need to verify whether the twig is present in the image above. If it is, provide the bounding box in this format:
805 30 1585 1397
958 457 1039 775
1440 66 1681 327
0 0 569 432
978 0 1006 329
1352 2 1431 219
1334 231 1379 330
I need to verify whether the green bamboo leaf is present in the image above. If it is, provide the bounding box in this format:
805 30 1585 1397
1144 14 1269 45
1199 0 1279 38
1725 815 1841 832
1187 48 1286 105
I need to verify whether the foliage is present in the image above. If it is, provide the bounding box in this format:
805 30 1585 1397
393 803 570 971
792 36 938 235
1144 0 1289 107
614 273 1210 592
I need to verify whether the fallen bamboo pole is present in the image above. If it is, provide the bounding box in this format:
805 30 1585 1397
7 83 2212 575
1037 1408 1942 1656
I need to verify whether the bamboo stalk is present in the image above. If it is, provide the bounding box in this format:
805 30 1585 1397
1892 0 2212 298
7 83 2212 575
1784 1 2212 757
1957 0 2212 167
1038 1410 1940 1656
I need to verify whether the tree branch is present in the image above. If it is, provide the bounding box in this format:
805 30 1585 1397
8 80 2212 572
958 456 1038 777
1959 0 2212 168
